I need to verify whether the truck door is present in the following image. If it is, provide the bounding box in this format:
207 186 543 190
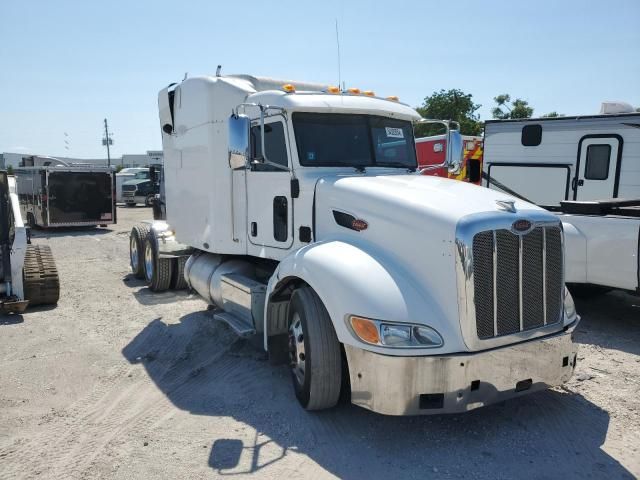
575 136 620 200
245 118 293 250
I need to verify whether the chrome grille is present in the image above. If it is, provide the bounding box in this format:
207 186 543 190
473 225 562 339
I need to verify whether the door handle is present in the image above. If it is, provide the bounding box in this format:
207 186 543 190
571 177 584 191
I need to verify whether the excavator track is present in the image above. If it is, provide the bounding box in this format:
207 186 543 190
23 244 60 307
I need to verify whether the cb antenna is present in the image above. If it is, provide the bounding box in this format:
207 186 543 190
335 18 342 89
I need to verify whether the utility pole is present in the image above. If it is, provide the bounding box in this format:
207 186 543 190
102 118 113 167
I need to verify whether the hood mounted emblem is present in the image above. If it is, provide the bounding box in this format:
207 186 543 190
496 199 517 213
512 219 533 234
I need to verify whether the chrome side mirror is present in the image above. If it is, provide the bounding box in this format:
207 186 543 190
416 119 464 174
228 114 250 169
446 127 464 174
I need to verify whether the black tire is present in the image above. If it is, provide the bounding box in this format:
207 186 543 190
129 224 149 279
23 244 60 306
143 235 172 292
170 256 188 290
144 194 155 207
288 287 342 411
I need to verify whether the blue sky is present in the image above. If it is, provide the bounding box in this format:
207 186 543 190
1 0 638 158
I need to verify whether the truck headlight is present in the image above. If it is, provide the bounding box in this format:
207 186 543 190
349 316 443 348
564 287 577 321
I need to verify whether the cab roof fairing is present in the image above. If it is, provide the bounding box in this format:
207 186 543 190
243 90 422 123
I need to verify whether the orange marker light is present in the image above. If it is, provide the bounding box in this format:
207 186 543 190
327 85 341 94
363 90 375 97
350 316 380 344
347 87 361 95
282 84 296 93
386 95 399 102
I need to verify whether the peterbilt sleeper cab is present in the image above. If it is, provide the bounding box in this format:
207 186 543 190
130 74 579 415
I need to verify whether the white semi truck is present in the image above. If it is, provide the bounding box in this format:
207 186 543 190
130 73 579 415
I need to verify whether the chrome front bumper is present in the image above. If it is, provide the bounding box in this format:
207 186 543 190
345 321 578 416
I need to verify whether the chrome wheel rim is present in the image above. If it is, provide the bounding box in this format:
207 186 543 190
130 235 138 271
289 312 306 386
144 243 154 282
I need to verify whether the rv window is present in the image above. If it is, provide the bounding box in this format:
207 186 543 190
521 125 542 146
250 121 288 171
584 144 611 180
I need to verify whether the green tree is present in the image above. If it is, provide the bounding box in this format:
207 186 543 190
542 111 563 118
415 89 482 136
6 165 14 175
492 94 534 119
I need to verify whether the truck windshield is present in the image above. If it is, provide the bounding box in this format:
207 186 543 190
293 113 417 169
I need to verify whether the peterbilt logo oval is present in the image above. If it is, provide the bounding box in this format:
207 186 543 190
512 219 532 233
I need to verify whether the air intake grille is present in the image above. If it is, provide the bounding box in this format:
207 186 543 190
473 226 562 339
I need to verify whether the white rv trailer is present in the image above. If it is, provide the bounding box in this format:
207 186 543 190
129 73 579 416
483 110 640 206
483 108 640 294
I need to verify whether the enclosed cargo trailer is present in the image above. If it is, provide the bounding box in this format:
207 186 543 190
15 166 116 228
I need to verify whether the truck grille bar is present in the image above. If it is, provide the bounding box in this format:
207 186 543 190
472 226 562 340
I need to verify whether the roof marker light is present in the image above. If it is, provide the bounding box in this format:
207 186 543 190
386 95 399 102
282 84 296 93
363 90 375 97
327 85 341 94
347 87 361 95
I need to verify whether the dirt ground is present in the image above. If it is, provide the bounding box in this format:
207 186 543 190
0 206 638 479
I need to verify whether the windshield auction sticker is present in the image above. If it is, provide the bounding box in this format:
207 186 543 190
385 127 404 138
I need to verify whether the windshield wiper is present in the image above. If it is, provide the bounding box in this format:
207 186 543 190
375 162 415 170
354 165 366 173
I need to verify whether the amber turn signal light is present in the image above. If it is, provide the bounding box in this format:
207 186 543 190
350 316 380 344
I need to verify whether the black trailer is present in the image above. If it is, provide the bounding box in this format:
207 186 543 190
15 167 116 228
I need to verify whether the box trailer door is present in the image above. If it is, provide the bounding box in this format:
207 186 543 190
47 171 114 225
575 136 620 201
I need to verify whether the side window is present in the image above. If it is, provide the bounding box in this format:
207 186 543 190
250 122 288 171
584 144 611 180
521 124 542 146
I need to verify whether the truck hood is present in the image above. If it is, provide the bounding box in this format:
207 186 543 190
313 173 552 351
315 173 545 229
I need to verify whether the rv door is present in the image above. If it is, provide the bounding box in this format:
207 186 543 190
575 136 620 200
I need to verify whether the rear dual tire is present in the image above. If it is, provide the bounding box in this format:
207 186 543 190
130 224 186 292
130 225 149 279
143 236 172 292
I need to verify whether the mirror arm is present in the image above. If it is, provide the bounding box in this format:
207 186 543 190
415 118 451 171
414 118 462 174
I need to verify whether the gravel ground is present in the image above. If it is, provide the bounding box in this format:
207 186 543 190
0 206 638 479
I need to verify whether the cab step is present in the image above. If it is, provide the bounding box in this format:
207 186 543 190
213 311 256 337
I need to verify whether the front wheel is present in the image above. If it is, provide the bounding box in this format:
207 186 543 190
144 194 155 207
288 287 342 410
